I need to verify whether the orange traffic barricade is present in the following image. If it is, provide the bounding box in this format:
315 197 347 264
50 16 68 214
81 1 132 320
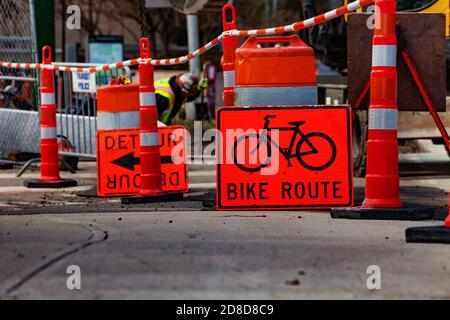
234 35 317 107
97 83 140 130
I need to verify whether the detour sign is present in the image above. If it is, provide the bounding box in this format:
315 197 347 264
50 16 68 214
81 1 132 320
97 126 188 197
217 106 353 210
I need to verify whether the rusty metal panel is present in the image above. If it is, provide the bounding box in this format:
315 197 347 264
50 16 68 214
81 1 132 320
348 13 446 112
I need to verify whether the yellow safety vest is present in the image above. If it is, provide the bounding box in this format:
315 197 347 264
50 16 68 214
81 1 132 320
154 78 176 124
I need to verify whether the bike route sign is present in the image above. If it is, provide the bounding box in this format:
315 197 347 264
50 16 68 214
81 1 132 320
97 126 188 197
216 106 353 210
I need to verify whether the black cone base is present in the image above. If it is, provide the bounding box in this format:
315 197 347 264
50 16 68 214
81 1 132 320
24 179 77 189
331 207 435 221
406 226 450 244
0 163 14 170
121 192 184 205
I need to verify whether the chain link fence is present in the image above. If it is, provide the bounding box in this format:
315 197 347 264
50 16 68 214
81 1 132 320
0 0 40 160
0 0 133 160
0 0 38 111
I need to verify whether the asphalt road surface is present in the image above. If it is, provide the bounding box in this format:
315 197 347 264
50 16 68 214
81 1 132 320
0 147 449 300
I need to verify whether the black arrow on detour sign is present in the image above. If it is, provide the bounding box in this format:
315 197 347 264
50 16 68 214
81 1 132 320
112 152 140 171
112 152 174 171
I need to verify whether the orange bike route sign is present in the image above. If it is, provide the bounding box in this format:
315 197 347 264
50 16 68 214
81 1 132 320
216 106 353 210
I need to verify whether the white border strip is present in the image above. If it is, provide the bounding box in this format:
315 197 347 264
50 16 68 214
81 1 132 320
373 45 397 67
41 127 57 139
140 92 156 107
369 108 398 130
41 92 55 105
140 132 160 147
223 71 236 88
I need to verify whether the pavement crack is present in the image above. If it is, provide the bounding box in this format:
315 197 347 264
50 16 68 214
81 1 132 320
3 221 109 296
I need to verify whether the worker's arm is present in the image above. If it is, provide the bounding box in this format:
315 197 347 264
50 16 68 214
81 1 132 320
186 94 200 103
185 79 208 103
156 94 170 117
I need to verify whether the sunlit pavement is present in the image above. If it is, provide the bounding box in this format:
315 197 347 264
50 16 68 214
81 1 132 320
0 146 449 300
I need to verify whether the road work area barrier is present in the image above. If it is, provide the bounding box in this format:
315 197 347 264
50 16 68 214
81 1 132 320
0 0 375 72
97 83 141 131
22 47 77 188
96 126 188 197
234 36 317 107
4 0 418 212
217 106 353 210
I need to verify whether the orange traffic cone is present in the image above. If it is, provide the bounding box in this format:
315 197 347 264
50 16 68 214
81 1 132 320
121 38 183 205
222 4 239 107
24 46 77 189
331 0 434 220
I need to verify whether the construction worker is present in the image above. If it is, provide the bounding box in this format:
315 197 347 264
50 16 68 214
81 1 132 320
155 73 208 125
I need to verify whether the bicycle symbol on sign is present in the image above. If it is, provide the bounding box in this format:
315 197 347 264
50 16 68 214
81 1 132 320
232 115 337 173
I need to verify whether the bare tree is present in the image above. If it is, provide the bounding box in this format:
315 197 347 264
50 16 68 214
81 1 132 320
55 0 304 60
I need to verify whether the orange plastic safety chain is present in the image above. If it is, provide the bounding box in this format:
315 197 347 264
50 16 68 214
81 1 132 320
0 0 374 73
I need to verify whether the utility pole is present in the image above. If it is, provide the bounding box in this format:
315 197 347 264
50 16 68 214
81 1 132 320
186 14 200 121
271 0 278 23
187 15 201 75
61 0 66 61
267 0 278 24
33 0 55 61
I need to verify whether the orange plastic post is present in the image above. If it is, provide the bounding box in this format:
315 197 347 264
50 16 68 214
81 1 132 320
138 38 163 196
445 191 450 228
222 4 239 107
40 46 61 182
363 0 402 208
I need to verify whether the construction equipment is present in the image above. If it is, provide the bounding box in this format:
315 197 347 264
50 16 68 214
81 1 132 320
301 0 450 176
304 0 450 72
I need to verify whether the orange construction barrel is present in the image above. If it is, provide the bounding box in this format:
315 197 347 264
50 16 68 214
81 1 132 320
234 35 317 106
97 83 140 130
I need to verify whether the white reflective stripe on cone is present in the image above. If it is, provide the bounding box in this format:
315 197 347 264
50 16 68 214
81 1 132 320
223 71 236 88
97 111 140 130
235 86 318 106
140 92 156 107
41 127 57 139
372 45 397 67
41 92 55 105
140 132 159 147
369 108 398 130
